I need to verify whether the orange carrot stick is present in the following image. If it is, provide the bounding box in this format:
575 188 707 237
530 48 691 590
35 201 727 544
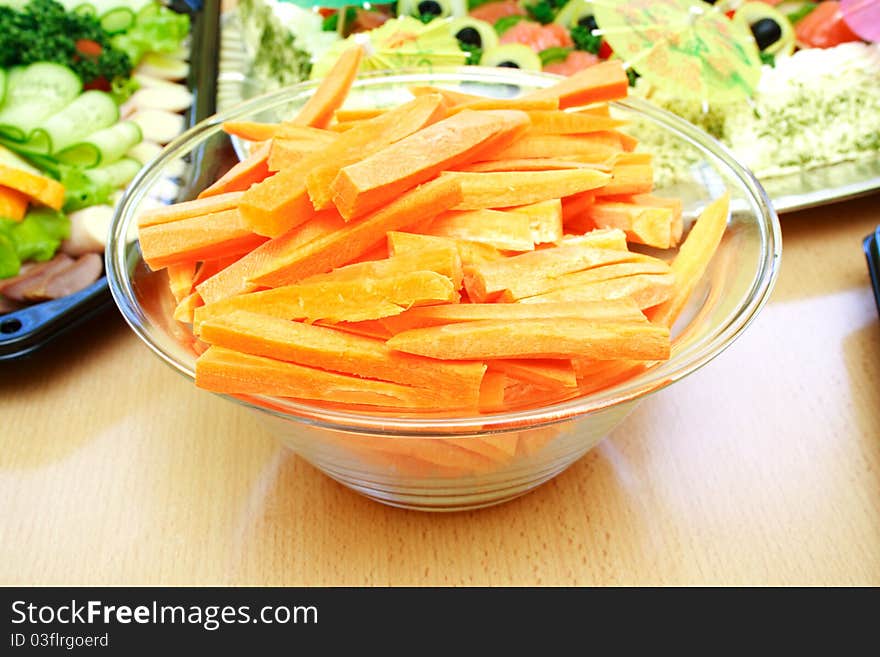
462 242 639 302
195 209 345 305
193 270 458 328
489 358 578 389
329 109 529 220
585 200 677 248
197 141 271 199
441 169 611 211
647 193 730 328
426 209 535 252
284 45 364 129
508 199 563 245
386 231 504 266
525 110 626 134
453 158 608 173
137 191 244 228
380 298 645 333
139 209 268 270
196 345 478 410
222 120 279 142
525 60 629 108
519 272 675 309
166 261 197 302
198 310 486 395
489 132 622 162
594 162 654 197
248 177 463 288
239 94 446 236
386 319 670 360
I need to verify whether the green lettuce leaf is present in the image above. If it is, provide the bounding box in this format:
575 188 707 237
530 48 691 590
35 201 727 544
0 207 70 278
111 4 190 65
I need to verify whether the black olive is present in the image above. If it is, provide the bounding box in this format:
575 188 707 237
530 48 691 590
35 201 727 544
751 18 782 51
456 27 482 47
497 61 520 68
577 15 598 31
417 0 443 16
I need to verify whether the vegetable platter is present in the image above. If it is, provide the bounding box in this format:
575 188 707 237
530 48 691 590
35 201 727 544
221 0 880 213
0 0 223 359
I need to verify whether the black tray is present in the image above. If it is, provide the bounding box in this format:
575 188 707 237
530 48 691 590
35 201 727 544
863 226 880 319
0 0 222 361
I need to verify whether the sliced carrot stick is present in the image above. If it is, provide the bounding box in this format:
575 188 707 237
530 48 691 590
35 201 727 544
333 108 386 123
380 298 645 333
305 94 447 211
222 120 279 142
448 97 559 113
240 94 447 236
585 200 677 248
594 162 654 197
139 209 268 270
166 261 197 302
441 169 610 211
489 358 578 389
560 190 595 228
489 132 622 162
198 310 486 396
386 231 504 266
478 371 507 413
267 138 330 171
197 141 271 199
509 199 563 245
138 191 244 228
520 272 675 309
315 319 392 340
248 177 463 288
329 109 529 220
463 242 638 302
300 242 463 289
453 158 607 173
386 319 670 360
526 109 626 134
0 185 28 221
504 257 671 303
525 60 629 108
554 228 628 251
408 85 483 105
194 270 457 329
426 209 535 252
446 435 519 464
195 209 344 305
0 164 65 210
173 290 203 323
284 45 364 129
196 345 477 411
273 125 337 142
647 193 730 328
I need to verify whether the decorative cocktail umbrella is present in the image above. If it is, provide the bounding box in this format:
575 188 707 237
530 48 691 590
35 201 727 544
591 0 763 103
309 15 468 79
841 0 880 42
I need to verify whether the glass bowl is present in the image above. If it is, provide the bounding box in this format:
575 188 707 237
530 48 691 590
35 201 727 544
106 68 781 511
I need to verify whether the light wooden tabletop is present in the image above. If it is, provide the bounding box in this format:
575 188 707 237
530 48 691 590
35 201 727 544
2 193 879 586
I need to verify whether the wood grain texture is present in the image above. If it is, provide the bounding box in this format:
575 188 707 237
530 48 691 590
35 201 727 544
1 194 879 586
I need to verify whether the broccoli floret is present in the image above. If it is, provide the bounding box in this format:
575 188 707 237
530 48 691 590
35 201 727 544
570 24 602 55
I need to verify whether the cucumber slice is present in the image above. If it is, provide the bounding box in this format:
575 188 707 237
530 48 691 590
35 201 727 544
129 109 185 145
0 144 42 177
21 90 119 156
100 7 136 34
85 157 142 191
55 121 143 168
0 64 82 143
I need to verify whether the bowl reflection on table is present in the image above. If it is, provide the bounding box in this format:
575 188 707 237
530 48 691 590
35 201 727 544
106 68 781 511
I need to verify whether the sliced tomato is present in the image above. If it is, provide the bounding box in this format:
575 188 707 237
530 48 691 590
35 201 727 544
84 76 110 92
794 1 861 48
598 40 613 59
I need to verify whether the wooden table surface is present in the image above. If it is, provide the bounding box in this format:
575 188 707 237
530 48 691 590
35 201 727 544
2 194 879 586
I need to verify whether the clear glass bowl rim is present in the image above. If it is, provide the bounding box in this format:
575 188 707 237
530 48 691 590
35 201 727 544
107 67 781 437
